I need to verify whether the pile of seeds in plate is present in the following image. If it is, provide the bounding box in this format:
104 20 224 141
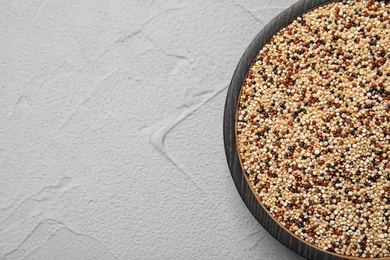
237 0 390 258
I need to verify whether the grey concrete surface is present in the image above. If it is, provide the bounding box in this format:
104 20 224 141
1 0 306 259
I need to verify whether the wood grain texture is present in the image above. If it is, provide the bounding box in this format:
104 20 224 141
223 0 390 259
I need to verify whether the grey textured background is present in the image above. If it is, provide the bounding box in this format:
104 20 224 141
1 0 306 259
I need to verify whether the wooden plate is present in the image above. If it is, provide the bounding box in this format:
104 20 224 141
223 0 390 259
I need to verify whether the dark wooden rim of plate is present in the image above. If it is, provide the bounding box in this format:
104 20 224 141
223 0 390 259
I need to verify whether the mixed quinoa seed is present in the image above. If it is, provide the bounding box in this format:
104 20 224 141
237 0 390 258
